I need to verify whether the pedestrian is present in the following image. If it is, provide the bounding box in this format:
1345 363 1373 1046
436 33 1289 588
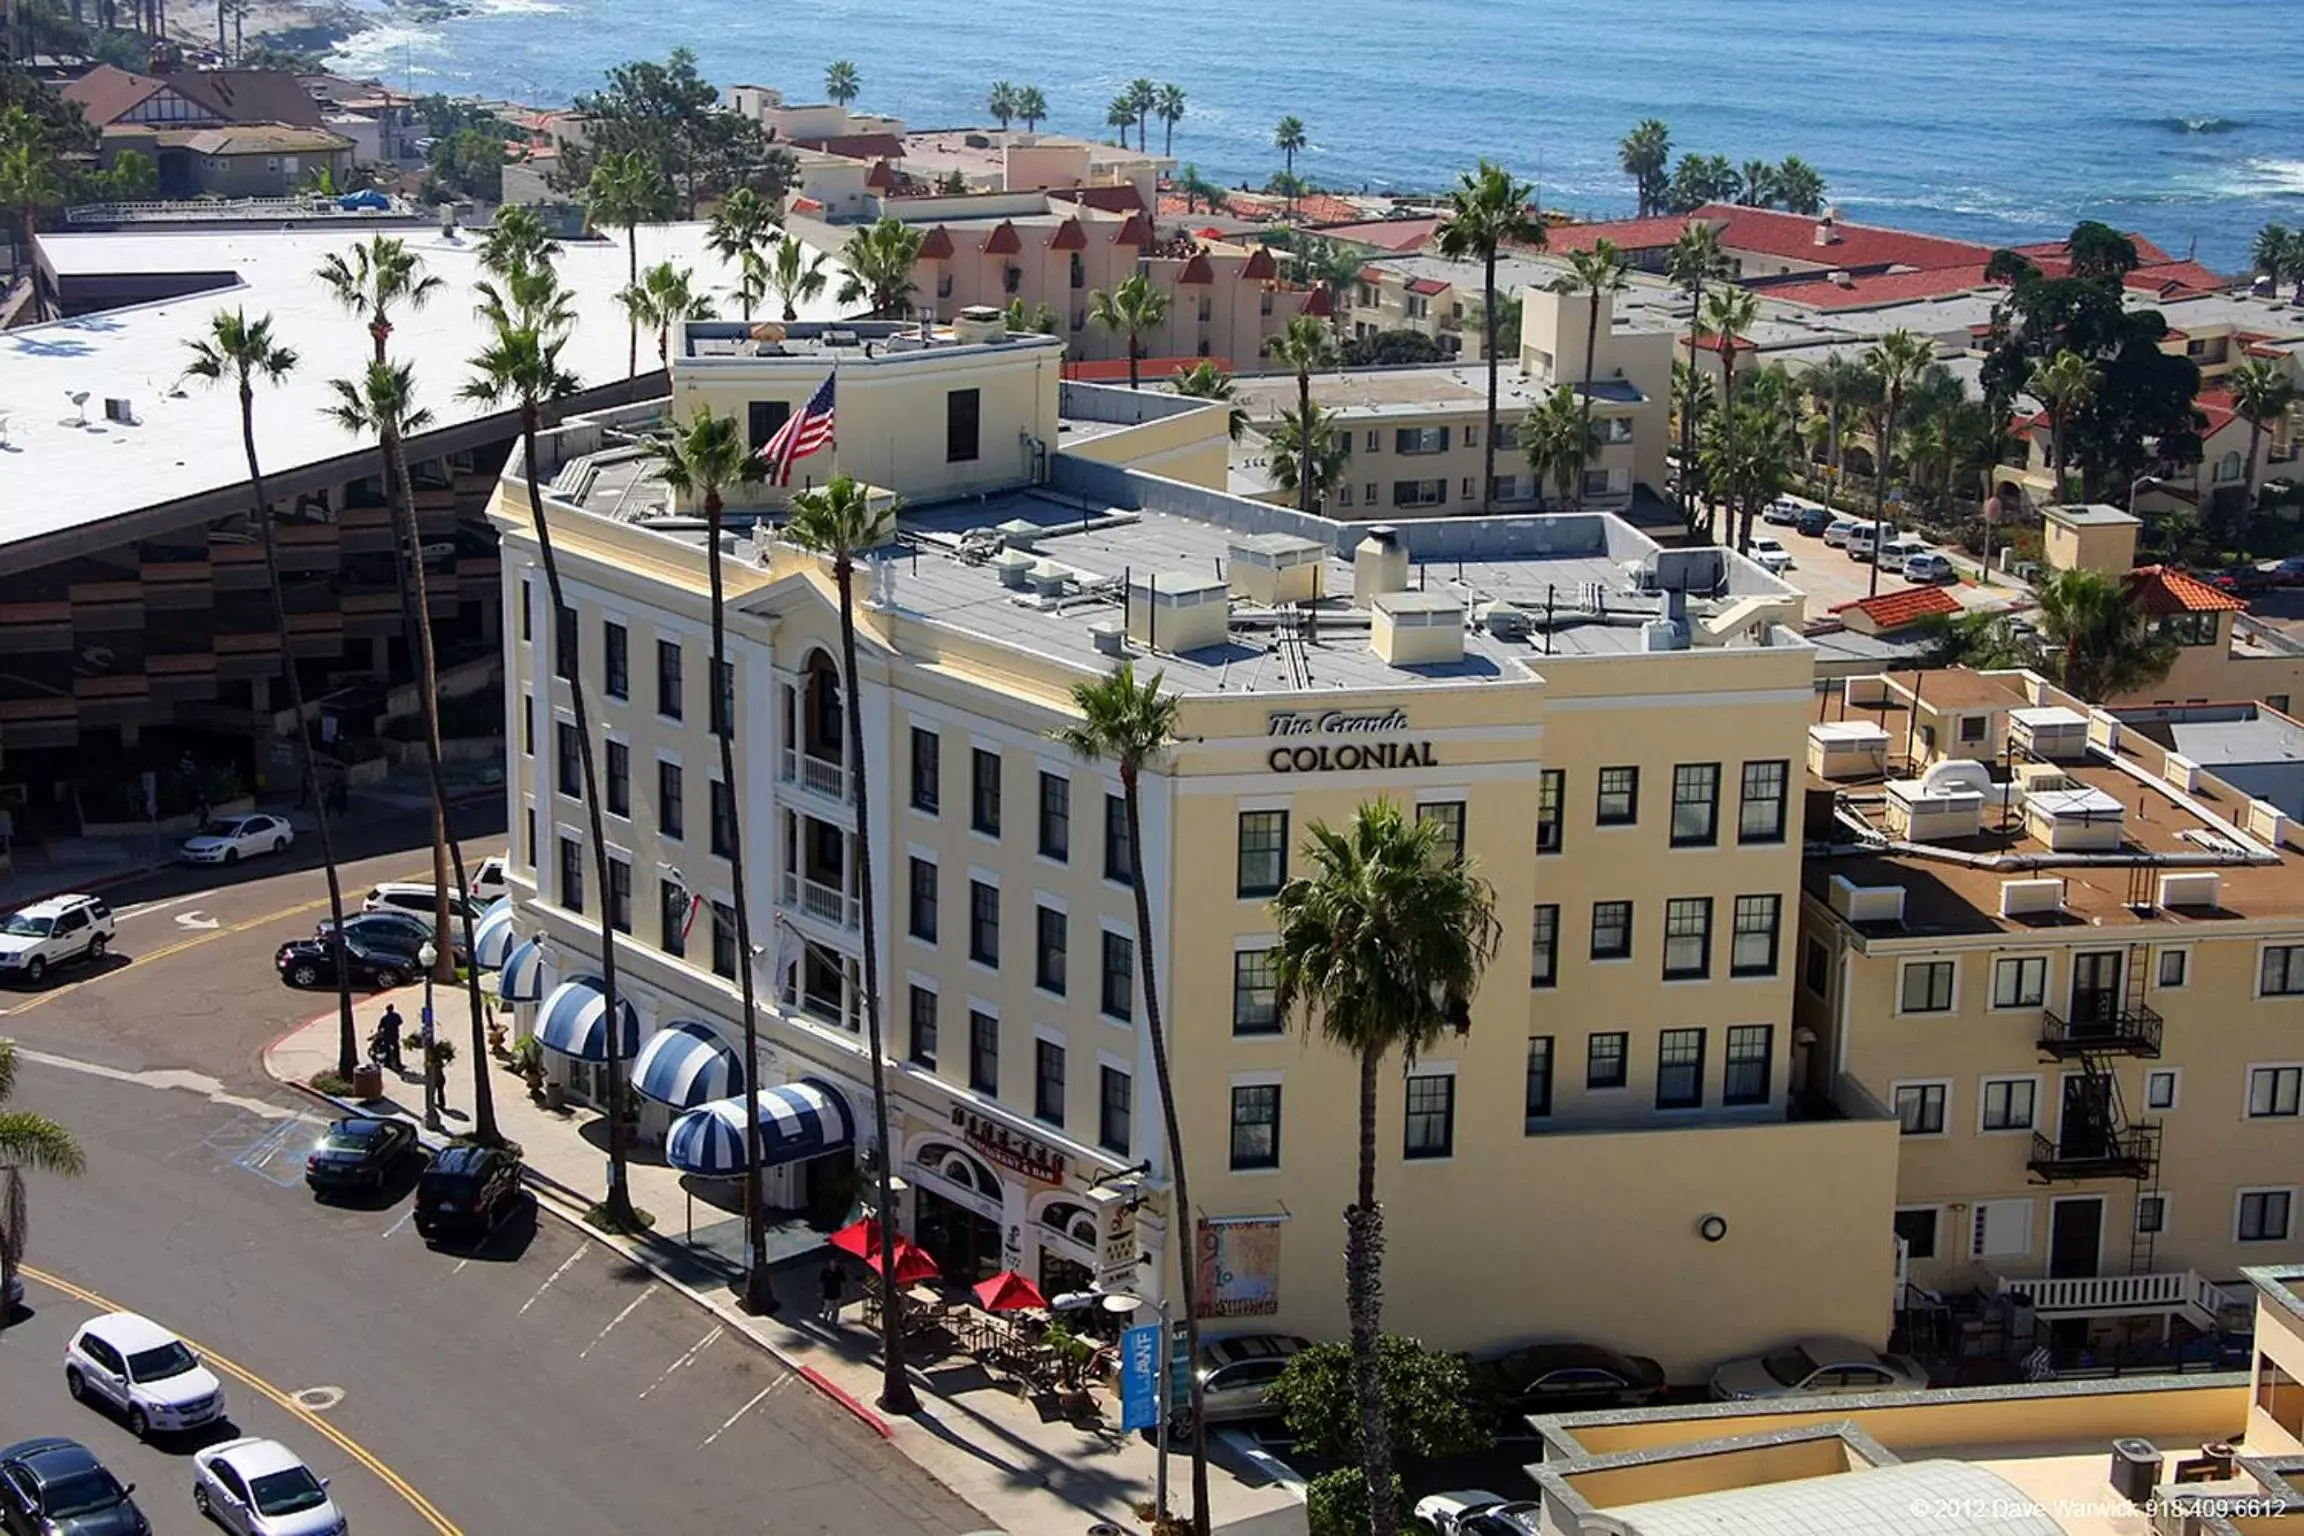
376 1002 406 1071
818 1257 846 1323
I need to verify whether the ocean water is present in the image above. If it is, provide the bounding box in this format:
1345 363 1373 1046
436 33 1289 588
329 0 2302 271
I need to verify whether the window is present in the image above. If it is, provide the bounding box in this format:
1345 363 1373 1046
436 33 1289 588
1230 1085 1281 1170
521 577 533 641
558 835 584 912
606 856 632 934
1586 1031 1628 1089
746 398 790 450
1363 481 1377 504
1738 760 1788 843
524 808 536 867
1404 1073 1456 1158
1524 1037 1554 1129
1670 763 1721 846
2240 1189 2294 1243
907 858 938 942
1591 900 1632 961
972 749 1002 835
710 779 734 859
2157 949 2189 988
1530 904 1560 986
1662 897 1711 979
1993 956 2046 1009
1102 931 1135 1021
1392 478 1446 507
1394 426 1449 455
1232 948 1278 1034
1339 485 1354 507
709 659 733 739
911 727 940 813
2264 945 2304 995
969 881 1000 967
2163 611 2219 647
1957 714 1988 744
1038 772 1071 861
554 605 577 682
1894 1208 1939 1260
1035 906 1067 995
606 740 630 817
1980 1077 2038 1131
1971 1199 2032 1258
2136 1194 2166 1235
2249 1065 2302 1118
1596 766 1639 825
1104 795 1134 883
970 1011 999 1093
1729 895 1779 977
710 901 737 979
1100 1066 1132 1155
1724 1025 1772 1105
908 986 937 1068
1034 1039 1066 1125
658 878 687 957
1418 801 1466 863
521 693 533 755
1901 961 1955 1013
656 638 683 719
947 387 981 463
603 620 628 699
1656 1029 1705 1109
658 761 684 841
2146 1069 2179 1111
1237 809 1287 897
1537 770 1563 853
556 723 582 800
1895 1082 1948 1136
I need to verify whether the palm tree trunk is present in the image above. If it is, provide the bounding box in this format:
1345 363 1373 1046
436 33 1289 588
2050 406 2065 504
1718 352 1737 545
1482 247 1499 515
238 382 357 1076
2245 418 2264 522
624 223 639 379
1295 366 1314 517
1348 1040 1398 1536
1679 291 1699 532
834 557 918 1415
1827 393 1843 494
1128 333 1140 392
1120 767 1210 1536
1872 396 1899 599
1577 284 1599 514
22 209 45 324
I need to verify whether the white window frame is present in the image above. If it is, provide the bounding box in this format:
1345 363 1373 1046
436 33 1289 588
2144 1067 2181 1113
1897 959 1958 1016
2257 941 2304 998
1988 954 2048 1012
2235 1186 2296 1243
1971 1197 2034 1259
2246 1062 2304 1119
1978 1074 2042 1135
2154 946 2191 991
1891 1077 1953 1138
1892 1204 1943 1262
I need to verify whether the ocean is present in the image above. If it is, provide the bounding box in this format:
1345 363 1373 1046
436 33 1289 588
327 0 2303 271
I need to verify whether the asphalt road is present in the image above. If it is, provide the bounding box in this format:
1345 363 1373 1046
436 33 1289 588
0 821 978 1536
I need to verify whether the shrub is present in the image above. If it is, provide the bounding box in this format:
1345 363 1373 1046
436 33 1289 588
1267 1335 1493 1464
311 1069 355 1096
1305 1469 1424 1536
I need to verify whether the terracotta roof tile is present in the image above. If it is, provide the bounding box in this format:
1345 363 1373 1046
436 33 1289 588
1828 585 1963 631
1301 287 1334 317
1113 213 1152 247
981 220 1022 255
2127 564 2244 614
917 225 955 259
1309 216 1445 253
796 132 905 159
1407 276 1452 296
1050 185 1143 214
1048 217 1087 251
1240 247 1278 281
1177 252 1214 284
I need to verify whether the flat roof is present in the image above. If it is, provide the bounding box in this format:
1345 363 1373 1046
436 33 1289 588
1226 363 1650 422
2044 503 2143 527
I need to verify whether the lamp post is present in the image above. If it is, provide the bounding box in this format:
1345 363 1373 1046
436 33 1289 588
416 940 441 1132
1054 1288 1173 1520
2129 473 2159 518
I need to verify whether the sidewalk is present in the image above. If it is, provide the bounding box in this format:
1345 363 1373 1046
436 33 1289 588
266 991 1306 1536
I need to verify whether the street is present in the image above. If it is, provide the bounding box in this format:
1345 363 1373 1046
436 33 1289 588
0 820 978 1536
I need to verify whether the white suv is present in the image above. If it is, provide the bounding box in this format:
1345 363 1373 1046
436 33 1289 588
0 894 115 985
65 1311 226 1439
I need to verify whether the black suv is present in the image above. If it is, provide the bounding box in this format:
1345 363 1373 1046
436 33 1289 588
414 1144 522 1238
0 1437 148 1536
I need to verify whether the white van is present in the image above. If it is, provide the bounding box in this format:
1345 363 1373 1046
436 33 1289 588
1844 523 1884 562
1878 535 1928 568
363 882 485 929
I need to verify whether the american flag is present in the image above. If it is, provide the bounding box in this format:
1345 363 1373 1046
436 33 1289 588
763 372 836 486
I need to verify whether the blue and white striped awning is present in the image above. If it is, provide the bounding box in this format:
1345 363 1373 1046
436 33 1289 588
472 899 517 971
498 936 548 1003
532 974 640 1062
630 1021 745 1109
665 1079 853 1176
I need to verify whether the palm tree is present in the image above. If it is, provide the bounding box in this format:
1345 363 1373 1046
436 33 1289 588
707 188 780 321
1864 328 1935 596
1667 223 1728 530
1290 235 1366 340
583 150 673 378
1738 159 1774 208
987 81 1018 130
736 250 773 325
1270 314 1336 515
1774 156 1827 216
1172 359 1247 440
768 235 832 322
1265 400 1349 507
1436 160 1542 514
1618 118 1670 218
1699 285 1760 543
782 476 917 1415
1087 273 1170 391
1127 78 1157 158
461 255 642 1226
1268 800 1499 1536
1802 352 1874 498
1708 379 1803 553
1106 97 1136 148
620 260 717 370
2229 357 2294 522
1273 116 1307 216
184 312 358 1077
1015 86 1047 132
479 205 562 280
1551 239 1631 510
836 216 923 318
0 1037 85 1313
1176 163 1224 215
1156 83 1187 158
2252 223 2302 303
642 408 773 1309
824 60 860 107
1522 384 1596 508
0 117 64 323
2033 568 2178 702
2028 348 2097 506
1050 664 1208 1536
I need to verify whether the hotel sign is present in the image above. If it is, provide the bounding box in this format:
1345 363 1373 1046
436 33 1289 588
1265 708 1436 772
950 1105 1068 1184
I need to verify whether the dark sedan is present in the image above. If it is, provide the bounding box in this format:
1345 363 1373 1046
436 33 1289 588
275 935 417 991
317 910 469 965
1470 1341 1668 1416
0 1437 148 1536
304 1116 423 1195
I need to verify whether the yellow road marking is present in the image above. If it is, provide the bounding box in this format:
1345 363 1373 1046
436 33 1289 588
24 1264 464 1536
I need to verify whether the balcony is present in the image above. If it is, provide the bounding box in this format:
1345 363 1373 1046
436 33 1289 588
778 746 849 806
1987 1268 2241 1333
2037 1001 2163 1059
778 869 859 931
2026 1127 2156 1182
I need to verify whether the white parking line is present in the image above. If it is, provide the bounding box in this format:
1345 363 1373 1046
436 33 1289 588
700 1378 786 1447
516 1242 591 1315
578 1283 659 1360
638 1325 724 1399
381 1207 417 1240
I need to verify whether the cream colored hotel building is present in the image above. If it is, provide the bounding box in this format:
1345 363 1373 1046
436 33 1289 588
489 308 2304 1382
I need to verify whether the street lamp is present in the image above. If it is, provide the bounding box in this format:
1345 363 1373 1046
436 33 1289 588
2130 474 2159 518
1054 1288 1173 1520
416 940 441 1132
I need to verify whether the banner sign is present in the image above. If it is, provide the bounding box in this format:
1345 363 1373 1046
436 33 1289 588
1119 1323 1162 1431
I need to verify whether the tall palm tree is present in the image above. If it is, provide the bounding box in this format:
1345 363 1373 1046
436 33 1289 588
1699 285 1760 543
641 408 773 1308
1268 800 1499 1536
1156 83 1187 158
1522 384 1596 509
1050 663 1209 1536
1015 86 1047 132
768 235 832 322
620 260 717 370
1618 118 1670 219
1773 156 1827 216
824 60 860 107
1087 272 1170 391
735 250 773 326
1273 116 1307 216
1552 239 1631 510
1270 314 1336 516
2027 348 2097 506
0 118 64 323
1265 400 1349 507
987 81 1018 130
1126 78 1157 158
835 216 924 318
583 150 673 378
1802 352 1873 497
1864 327 1935 596
316 234 444 369
707 188 780 318
1290 235 1365 340
1708 380 1803 553
2032 568 2179 702
478 205 562 279
1106 97 1136 148
1172 359 1247 440
1738 159 1775 209
2230 357 2296 521
1667 223 1728 530
184 311 358 1077
1436 160 1542 514
0 1037 85 1313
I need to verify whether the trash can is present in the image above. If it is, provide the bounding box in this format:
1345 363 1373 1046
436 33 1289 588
352 1062 384 1101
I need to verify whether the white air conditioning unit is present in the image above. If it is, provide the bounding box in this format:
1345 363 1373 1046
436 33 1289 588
1829 875 1905 926
2000 878 2066 917
2158 872 2221 909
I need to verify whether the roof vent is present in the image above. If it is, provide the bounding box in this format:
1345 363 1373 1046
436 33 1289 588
1828 269 1854 288
1827 874 1904 926
102 397 134 423
1999 878 2066 918
2162 751 2200 793
2158 871 2221 909
1353 525 1408 608
952 304 1007 345
991 550 1035 589
996 518 1040 553
1371 591 1464 665
1029 559 1067 597
1090 621 1127 658
1481 602 1531 642
1809 720 1890 781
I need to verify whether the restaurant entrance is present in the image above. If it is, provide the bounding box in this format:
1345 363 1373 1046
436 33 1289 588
917 1186 1001 1284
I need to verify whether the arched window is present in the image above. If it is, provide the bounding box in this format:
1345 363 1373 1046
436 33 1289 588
916 1140 998 1196
800 649 844 759
1039 1200 1099 1250
2217 451 2245 484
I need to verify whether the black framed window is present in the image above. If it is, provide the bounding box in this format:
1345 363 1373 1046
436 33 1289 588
1417 801 1466 863
1662 897 1712 979
947 386 981 463
1530 904 1559 987
524 808 535 867
656 638 683 719
972 749 1002 835
2249 1066 2302 1118
554 605 577 682
1656 1028 1705 1109
969 1011 998 1093
1524 1037 1554 1129
2261 945 2304 995
1232 948 1278 1034
1229 1085 1280 1170
2240 1190 2293 1242
603 620 628 700
1100 1066 1132 1155
709 658 733 739
558 835 584 913
521 693 533 755
911 727 940 813
1034 1039 1066 1125
1739 760 1789 844
1894 1082 1947 1135
520 576 533 641
1596 766 1639 825
710 778 734 859
747 398 790 450
1537 769 1563 854
1035 906 1067 995
1893 1208 1938 1260
1723 1024 1772 1106
1730 894 1780 977
606 855 632 934
1104 795 1134 883
658 878 687 957
969 881 1000 966
1237 810 1287 897
1586 1031 1628 1089
1039 772 1071 861
1404 1074 1455 1159
1670 763 1720 847
556 722 582 799
606 740 630 817
1102 931 1135 1021
1901 961 1955 1013
711 900 737 979
907 858 938 942
908 986 938 1067
1591 900 1632 961
658 760 684 841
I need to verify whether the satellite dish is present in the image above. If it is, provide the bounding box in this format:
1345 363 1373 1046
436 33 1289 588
65 390 90 427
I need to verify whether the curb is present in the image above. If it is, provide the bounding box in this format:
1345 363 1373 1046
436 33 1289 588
5 859 163 912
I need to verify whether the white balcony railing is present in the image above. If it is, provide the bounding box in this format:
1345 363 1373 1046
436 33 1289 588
779 746 849 805
1988 1269 2241 1325
779 870 859 930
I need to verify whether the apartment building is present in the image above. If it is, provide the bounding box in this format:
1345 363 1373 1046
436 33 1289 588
1799 670 2304 1365
1345 250 1686 366
488 316 1902 1378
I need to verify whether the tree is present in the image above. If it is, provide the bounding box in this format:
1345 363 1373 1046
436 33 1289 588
1087 272 1170 391
1552 238 1630 509
1269 314 1335 515
1015 86 1047 132
423 128 506 203
1864 327 1935 595
835 216 923 318
987 80 1018 130
2066 219 2139 281
768 233 831 321
1176 163 1224 214
2028 348 2097 505
1305 1469 1410 1536
642 408 774 1310
1268 800 1499 1536
1618 118 1670 219
1737 158 1774 208
1126 77 1157 158
1665 152 1739 214
2228 357 2295 523
1156 83 1186 158
2032 568 2179 702
183 312 357 1077
1706 373 1803 552
1273 116 1307 216
0 113 64 323
736 250 772 326
0 1036 85 1315
2252 223 2302 304
706 187 780 320
1341 330 1445 368
1774 155 1827 216
782 476 917 1415
1667 223 1729 530
1050 664 1208 1536
567 51 793 217
935 169 967 196
1267 1336 1493 1466
1522 384 1596 508
1700 285 1760 542
1106 97 1135 148
1290 234 1366 339
619 259 716 370
1266 400 1349 507
1437 159 1542 513
478 204 561 279
823 59 859 107
1172 359 1247 440
584 150 674 377
1803 352 1877 498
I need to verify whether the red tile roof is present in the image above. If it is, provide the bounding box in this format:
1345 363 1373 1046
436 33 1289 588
1048 217 1087 251
917 225 955 259
1541 213 1703 255
1240 247 1278 281
1763 263 1996 311
796 132 906 159
1050 185 1144 214
2128 565 2244 614
1301 287 1334 317
64 63 325 128
863 160 894 190
981 220 1022 255
1310 216 1445 253
1700 204 1992 272
1829 585 1963 631
1177 252 1215 284
790 196 824 215
1407 276 1452 296
1113 213 1151 247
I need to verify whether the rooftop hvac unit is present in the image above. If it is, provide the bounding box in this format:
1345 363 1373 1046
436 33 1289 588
991 550 1034 589
1029 560 1067 598
1827 874 1905 926
2159 872 2221 909
2000 878 2066 917
995 518 1041 553
1640 617 1686 651
2109 1440 2162 1507
102 397 133 423
1481 602 1531 642
2011 705 2091 761
1090 621 1126 658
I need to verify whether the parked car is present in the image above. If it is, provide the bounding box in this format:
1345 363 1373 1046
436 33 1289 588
1470 1341 1669 1415
1843 523 1884 562
1709 1337 1927 1400
304 1117 422 1196
414 1144 523 1239
1761 497 1803 526
1172 1334 1309 1431
318 910 467 964
1877 535 1928 569
1413 1492 1540 1536
1748 536 1793 574
191 1437 342 1536
2206 564 2272 596
1796 505 1834 537
0 1437 149 1536
64 1313 226 1439
467 855 508 905
1905 551 1957 584
1822 516 1862 548
274 935 418 992
360 882 484 930
179 814 293 867
2271 554 2304 586
0 894 115 985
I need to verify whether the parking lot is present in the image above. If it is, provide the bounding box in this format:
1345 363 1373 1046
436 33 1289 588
1744 494 2017 619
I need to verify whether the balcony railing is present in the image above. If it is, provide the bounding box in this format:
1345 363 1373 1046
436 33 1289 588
1988 1268 2240 1327
2037 1001 2163 1059
779 870 859 930
778 746 849 805
2026 1127 2156 1182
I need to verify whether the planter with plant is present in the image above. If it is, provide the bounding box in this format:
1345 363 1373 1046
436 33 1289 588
508 1036 545 1099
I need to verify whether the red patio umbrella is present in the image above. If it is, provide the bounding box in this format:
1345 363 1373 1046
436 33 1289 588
832 1216 942 1284
829 1216 886 1260
972 1269 1047 1312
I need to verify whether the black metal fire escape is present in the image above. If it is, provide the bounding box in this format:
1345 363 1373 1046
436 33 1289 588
2033 944 2161 1273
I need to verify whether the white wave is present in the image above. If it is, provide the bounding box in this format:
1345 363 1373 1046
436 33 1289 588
2222 158 2304 197
473 0 566 16
324 21 443 73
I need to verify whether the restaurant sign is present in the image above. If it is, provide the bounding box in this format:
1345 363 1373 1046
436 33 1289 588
1264 708 1435 773
950 1105 1068 1185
